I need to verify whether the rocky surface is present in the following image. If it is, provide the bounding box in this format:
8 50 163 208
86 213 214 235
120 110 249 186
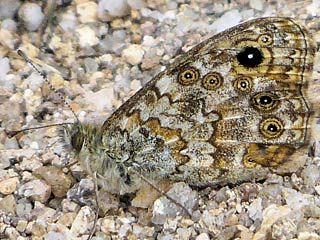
0 0 319 239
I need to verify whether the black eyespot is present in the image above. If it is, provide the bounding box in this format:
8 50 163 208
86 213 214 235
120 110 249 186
267 123 278 132
258 34 273 46
247 158 254 162
236 47 263 68
202 72 223 90
233 76 253 92
260 95 272 105
177 67 200 85
260 118 284 139
252 92 278 111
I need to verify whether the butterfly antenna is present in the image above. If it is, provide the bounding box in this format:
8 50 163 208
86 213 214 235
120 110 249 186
5 122 73 138
17 49 80 122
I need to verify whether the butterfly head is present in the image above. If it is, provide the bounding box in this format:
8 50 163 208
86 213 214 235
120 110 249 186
59 122 83 155
60 121 103 157
67 122 85 154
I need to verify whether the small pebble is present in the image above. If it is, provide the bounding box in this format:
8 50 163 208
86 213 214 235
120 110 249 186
76 1 98 23
18 2 44 31
152 182 198 224
34 166 73 198
18 179 51 203
101 218 117 234
59 12 77 31
43 231 65 240
128 0 146 9
1 19 17 31
118 223 132 238
196 233 210 240
0 194 16 214
83 87 114 112
249 0 264 11
0 57 10 80
298 232 320 240
247 198 263 222
70 206 95 237
76 26 99 47
0 177 19 195
0 0 21 20
210 10 242 33
122 44 145 65
98 0 130 19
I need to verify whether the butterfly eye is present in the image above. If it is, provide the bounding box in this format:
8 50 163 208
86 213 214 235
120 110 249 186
177 67 200 85
258 34 273 46
236 47 264 68
71 127 85 153
252 92 278 111
202 72 223 90
233 76 253 92
260 118 284 139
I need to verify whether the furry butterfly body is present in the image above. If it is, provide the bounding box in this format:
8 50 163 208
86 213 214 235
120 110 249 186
63 17 316 194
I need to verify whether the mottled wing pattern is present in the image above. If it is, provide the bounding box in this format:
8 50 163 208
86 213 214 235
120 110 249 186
80 18 316 193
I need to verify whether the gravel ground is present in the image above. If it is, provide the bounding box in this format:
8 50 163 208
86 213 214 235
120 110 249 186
0 0 320 239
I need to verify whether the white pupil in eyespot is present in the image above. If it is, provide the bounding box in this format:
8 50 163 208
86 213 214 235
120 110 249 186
185 73 192 78
248 54 254 59
268 124 277 132
240 82 246 87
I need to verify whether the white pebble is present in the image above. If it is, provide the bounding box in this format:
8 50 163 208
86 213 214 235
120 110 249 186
70 206 95 237
101 218 117 234
142 35 157 47
247 198 263 221
249 0 264 11
25 72 44 91
30 141 40 150
315 185 320 195
83 87 114 112
282 188 313 210
76 1 98 23
128 0 146 9
76 26 99 47
25 115 34 123
0 0 21 20
196 233 210 240
59 12 77 31
18 2 44 31
209 10 242 33
122 44 145 65
0 57 10 80
1 19 17 31
98 0 129 18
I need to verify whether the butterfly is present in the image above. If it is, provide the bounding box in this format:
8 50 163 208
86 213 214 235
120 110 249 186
13 17 316 197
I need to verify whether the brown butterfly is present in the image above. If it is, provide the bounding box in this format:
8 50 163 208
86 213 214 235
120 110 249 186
55 17 316 196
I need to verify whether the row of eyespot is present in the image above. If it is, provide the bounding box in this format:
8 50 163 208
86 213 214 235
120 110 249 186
177 67 279 112
177 67 284 139
177 66 252 91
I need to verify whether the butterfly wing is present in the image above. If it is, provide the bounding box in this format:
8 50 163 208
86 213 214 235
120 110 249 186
99 17 316 189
